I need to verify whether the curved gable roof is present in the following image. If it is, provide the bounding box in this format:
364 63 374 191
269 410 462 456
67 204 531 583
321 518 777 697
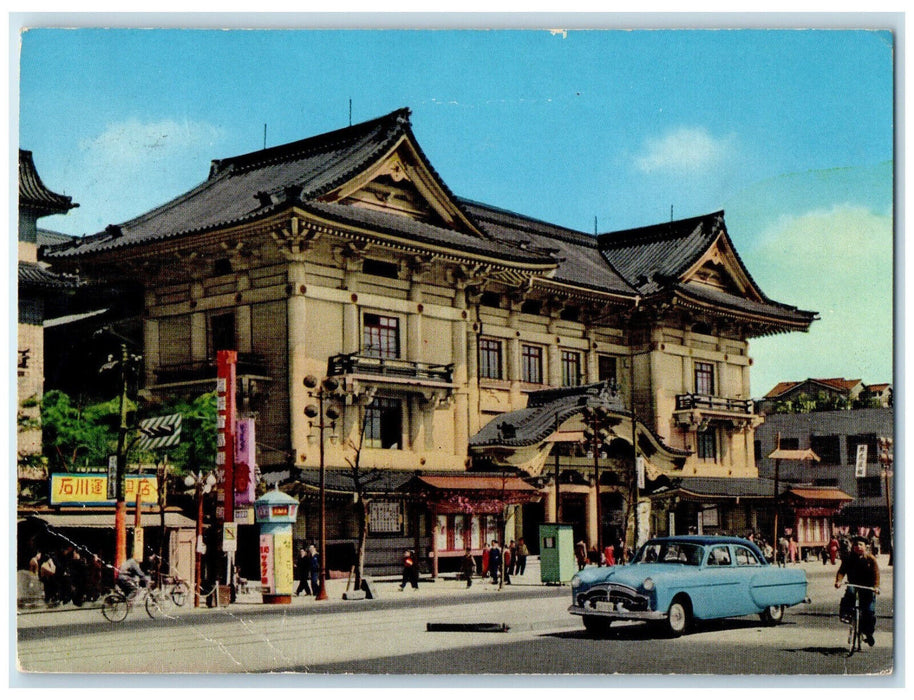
19 150 78 215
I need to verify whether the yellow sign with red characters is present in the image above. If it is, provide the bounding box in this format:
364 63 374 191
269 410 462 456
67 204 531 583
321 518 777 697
50 474 158 506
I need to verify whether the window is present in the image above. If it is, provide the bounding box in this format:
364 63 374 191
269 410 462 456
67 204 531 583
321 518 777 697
362 258 400 279
479 338 503 379
809 434 841 464
697 427 717 460
779 437 799 451
754 440 762 461
521 344 544 384
480 291 501 308
369 501 403 534
561 350 581 387
598 355 617 384
847 434 877 464
707 546 732 566
363 314 399 359
856 477 882 498
211 313 236 352
520 299 542 315
365 397 402 449
734 546 760 567
694 361 714 395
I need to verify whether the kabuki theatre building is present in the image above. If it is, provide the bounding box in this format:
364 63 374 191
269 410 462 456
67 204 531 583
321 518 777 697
43 108 818 574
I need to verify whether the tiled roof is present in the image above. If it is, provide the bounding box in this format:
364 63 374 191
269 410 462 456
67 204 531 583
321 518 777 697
39 108 816 331
764 377 862 399
460 200 637 296
671 282 817 326
597 211 725 295
19 150 78 214
18 261 78 290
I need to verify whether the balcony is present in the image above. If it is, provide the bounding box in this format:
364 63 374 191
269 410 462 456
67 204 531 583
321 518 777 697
327 353 453 384
153 353 271 386
674 393 758 431
326 353 455 406
675 394 753 414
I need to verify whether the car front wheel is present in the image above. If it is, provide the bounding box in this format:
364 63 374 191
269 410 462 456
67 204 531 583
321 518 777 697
760 604 785 625
666 598 691 637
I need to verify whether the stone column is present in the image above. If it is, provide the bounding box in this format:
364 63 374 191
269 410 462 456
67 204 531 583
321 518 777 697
452 288 469 458
287 258 309 464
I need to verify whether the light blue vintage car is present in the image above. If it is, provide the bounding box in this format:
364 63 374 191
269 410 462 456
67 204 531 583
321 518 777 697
569 535 808 637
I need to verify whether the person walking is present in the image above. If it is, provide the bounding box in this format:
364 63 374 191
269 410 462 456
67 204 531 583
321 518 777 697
398 549 419 591
503 544 512 585
828 536 840 565
461 548 475 588
788 536 798 563
575 540 588 571
507 540 517 576
835 536 880 646
307 545 320 596
488 541 502 584
515 537 529 576
295 546 312 596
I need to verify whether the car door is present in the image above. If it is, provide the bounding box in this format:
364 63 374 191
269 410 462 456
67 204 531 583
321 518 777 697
732 544 765 613
699 544 743 618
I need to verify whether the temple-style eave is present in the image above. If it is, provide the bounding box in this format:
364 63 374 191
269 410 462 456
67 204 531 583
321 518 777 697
532 277 637 307
293 204 556 270
658 288 817 334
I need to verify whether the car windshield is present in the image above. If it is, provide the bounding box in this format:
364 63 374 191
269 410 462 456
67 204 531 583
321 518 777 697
633 541 704 566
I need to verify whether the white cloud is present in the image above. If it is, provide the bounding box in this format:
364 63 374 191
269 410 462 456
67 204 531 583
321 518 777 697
62 118 226 233
79 118 224 165
748 204 894 392
634 127 734 175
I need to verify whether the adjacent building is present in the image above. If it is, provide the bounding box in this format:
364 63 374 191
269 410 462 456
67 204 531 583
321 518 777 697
41 108 818 574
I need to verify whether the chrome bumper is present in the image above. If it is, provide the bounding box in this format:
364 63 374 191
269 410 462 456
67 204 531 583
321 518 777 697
568 604 666 621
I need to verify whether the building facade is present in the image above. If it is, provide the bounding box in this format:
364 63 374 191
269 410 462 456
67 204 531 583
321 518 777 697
755 408 894 553
43 109 817 573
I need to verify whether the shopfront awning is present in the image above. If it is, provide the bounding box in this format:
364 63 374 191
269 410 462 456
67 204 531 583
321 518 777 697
401 473 542 514
21 510 196 529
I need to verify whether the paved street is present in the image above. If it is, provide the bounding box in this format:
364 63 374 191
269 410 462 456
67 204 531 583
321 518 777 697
16 556 894 678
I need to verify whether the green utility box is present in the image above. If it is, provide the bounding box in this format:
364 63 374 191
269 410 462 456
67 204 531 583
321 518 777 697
539 524 576 584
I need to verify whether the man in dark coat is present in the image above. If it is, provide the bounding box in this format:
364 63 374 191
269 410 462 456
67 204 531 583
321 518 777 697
835 536 881 646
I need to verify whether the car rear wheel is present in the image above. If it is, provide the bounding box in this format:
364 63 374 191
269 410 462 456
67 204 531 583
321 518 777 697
582 616 612 636
760 604 785 625
666 598 691 637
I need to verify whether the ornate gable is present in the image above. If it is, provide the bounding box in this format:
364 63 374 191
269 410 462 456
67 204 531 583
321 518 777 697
680 232 764 303
319 135 486 238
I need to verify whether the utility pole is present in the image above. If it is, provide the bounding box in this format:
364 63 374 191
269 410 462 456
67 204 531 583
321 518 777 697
114 342 130 570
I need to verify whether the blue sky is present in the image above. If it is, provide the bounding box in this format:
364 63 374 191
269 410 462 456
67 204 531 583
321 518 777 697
15 26 895 397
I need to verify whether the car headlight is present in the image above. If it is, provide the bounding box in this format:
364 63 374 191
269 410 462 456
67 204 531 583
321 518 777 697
642 577 655 591
571 575 582 589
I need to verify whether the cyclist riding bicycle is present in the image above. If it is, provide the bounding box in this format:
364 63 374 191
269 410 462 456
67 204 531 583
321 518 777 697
116 556 150 599
835 535 880 646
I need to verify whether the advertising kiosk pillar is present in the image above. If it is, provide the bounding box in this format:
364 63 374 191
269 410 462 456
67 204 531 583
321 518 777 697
254 490 299 604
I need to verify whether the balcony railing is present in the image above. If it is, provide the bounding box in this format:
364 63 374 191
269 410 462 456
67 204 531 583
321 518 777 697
154 353 271 385
327 353 454 384
675 393 754 415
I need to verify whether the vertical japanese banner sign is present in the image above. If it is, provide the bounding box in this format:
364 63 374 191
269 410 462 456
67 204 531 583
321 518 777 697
216 351 237 526
235 417 256 507
259 534 274 594
272 530 293 594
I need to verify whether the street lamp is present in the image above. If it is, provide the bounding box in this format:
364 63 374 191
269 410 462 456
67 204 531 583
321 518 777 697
303 374 340 601
184 470 217 607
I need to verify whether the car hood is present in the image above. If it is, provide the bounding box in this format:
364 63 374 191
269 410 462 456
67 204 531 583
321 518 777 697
575 563 698 588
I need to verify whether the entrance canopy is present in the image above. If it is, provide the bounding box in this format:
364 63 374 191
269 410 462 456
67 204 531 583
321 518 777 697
401 473 541 514
469 381 690 476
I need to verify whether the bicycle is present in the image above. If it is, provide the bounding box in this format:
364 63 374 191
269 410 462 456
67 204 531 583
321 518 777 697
101 580 172 622
841 583 879 656
147 556 191 607
151 571 191 607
